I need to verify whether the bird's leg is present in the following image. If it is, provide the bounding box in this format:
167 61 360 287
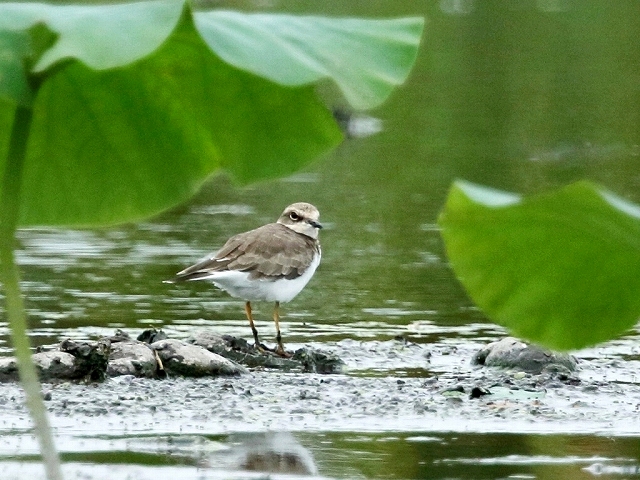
244 301 262 350
273 301 291 358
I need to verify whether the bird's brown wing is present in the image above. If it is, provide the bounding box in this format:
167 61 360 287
174 223 318 281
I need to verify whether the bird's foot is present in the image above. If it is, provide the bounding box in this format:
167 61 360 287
253 342 270 354
253 342 291 358
275 346 292 358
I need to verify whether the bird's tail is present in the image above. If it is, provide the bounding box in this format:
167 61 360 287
163 271 215 284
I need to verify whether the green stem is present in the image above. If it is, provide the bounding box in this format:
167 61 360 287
0 106 62 480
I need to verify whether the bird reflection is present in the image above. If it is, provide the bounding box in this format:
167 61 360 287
232 432 318 476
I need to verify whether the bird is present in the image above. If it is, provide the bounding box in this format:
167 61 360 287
169 202 322 357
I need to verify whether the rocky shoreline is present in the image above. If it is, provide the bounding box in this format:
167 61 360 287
0 331 576 385
0 329 346 382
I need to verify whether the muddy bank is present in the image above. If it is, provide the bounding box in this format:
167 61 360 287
0 329 344 382
0 331 570 382
0 335 638 436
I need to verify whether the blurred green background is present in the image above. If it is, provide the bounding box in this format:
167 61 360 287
3 2 640 478
9 0 640 342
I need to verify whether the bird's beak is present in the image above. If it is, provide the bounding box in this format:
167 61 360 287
308 220 323 229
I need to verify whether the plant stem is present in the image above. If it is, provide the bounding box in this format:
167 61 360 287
0 106 62 480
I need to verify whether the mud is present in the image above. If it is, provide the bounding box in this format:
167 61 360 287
0 332 638 436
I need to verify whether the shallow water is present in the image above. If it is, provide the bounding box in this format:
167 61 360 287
3 1 640 478
2 199 640 478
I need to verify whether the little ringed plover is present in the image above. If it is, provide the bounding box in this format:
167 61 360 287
169 202 322 357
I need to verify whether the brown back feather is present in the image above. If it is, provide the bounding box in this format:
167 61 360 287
174 223 319 281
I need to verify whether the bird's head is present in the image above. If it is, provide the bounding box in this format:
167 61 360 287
278 202 322 239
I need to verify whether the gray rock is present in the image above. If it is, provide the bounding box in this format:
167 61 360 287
0 357 20 382
472 337 577 374
291 347 344 374
0 329 344 382
33 351 78 380
151 339 247 377
188 331 300 370
188 331 344 373
0 339 111 382
0 352 79 382
188 331 232 351
137 327 167 344
108 341 157 378
60 338 111 381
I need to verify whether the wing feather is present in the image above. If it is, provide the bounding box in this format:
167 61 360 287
174 223 319 282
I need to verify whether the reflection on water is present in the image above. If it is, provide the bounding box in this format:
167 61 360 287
2 0 640 478
1 431 638 479
233 432 318 475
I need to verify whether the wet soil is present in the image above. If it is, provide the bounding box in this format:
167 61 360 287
1 329 639 437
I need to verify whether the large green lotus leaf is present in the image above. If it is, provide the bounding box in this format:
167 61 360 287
194 11 424 110
0 1 423 110
14 11 341 226
0 1 423 226
0 0 183 73
438 180 640 350
0 30 33 106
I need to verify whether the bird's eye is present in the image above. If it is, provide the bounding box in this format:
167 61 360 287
289 211 301 221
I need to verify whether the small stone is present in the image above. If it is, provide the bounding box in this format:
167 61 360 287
108 329 132 342
60 338 111 381
189 331 344 373
469 386 491 399
0 357 20 382
137 328 167 344
441 385 465 397
33 351 77 380
151 339 247 377
108 341 157 378
472 337 577 374
292 347 344 374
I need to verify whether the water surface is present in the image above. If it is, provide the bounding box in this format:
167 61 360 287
2 1 640 478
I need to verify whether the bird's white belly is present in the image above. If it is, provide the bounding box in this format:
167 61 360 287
207 253 320 303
